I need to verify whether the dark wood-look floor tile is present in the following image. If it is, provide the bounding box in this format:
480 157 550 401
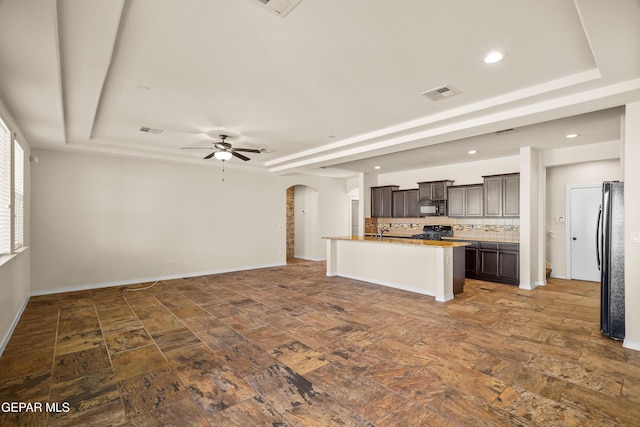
104 327 153 354
169 303 207 319
47 399 128 427
196 325 248 351
53 345 111 382
139 314 185 334
0 348 54 381
223 312 267 332
111 344 170 382
526 354 623 397
284 392 374 427
268 340 330 374
201 300 243 318
243 363 319 413
179 312 223 332
152 327 201 353
0 410 49 427
243 325 294 351
2 328 56 357
357 391 435 427
49 368 121 421
204 395 291 426
125 398 210 427
0 371 51 402
3 262 640 425
425 386 525 426
118 367 189 419
560 381 640 426
212 343 278 377
420 357 508 403
55 329 104 356
494 385 615 426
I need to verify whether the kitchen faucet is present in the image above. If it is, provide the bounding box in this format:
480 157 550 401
378 228 389 239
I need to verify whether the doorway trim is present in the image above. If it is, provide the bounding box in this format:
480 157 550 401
564 183 601 280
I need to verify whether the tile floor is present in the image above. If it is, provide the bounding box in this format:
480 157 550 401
1 260 639 426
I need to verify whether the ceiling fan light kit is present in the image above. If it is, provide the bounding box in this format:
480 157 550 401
181 134 261 162
214 150 232 161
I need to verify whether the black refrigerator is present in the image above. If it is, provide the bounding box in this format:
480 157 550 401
597 181 625 340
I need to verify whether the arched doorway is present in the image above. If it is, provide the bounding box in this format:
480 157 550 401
286 185 319 263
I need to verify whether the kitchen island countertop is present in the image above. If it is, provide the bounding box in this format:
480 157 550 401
325 235 470 248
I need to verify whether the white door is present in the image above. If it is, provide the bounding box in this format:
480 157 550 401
568 186 601 281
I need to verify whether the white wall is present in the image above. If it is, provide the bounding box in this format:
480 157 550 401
294 185 319 260
545 159 621 277
623 103 640 351
30 149 349 293
377 156 520 188
0 99 31 355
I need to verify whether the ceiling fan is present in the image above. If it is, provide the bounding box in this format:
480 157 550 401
181 134 261 161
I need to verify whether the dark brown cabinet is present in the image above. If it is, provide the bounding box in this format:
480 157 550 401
465 241 519 285
371 186 399 218
483 173 519 217
392 189 418 218
447 184 483 218
418 180 454 200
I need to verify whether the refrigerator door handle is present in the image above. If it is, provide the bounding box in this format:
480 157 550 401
596 204 602 271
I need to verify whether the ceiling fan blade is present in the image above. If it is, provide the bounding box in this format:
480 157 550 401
181 147 214 150
232 151 251 161
232 148 261 153
204 151 217 160
214 142 232 150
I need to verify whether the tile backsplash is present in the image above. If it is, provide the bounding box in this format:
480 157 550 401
365 217 520 241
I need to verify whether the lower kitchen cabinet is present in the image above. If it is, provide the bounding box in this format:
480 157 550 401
465 241 519 285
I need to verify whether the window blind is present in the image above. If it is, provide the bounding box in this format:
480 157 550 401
0 118 10 254
14 139 24 249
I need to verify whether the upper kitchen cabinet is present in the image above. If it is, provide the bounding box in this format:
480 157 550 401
418 180 454 200
371 185 399 218
392 189 418 218
448 184 483 218
483 173 519 217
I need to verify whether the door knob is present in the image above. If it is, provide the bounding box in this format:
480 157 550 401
572 237 577 240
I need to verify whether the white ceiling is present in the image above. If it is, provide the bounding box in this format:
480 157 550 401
0 0 639 176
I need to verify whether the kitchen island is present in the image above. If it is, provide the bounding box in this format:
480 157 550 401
324 236 469 302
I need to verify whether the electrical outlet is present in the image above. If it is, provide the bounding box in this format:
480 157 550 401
184 258 189 265
555 216 565 223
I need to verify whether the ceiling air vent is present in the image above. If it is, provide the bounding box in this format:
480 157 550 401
248 0 303 17
139 126 163 134
421 85 459 101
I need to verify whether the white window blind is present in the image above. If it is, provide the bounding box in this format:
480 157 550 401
0 118 10 254
14 139 24 249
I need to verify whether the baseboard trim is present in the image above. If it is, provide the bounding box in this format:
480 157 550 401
519 280 545 291
623 338 640 352
0 295 30 357
550 273 567 279
328 272 437 299
30 262 286 296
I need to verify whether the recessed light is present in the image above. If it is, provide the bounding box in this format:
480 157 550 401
374 166 381 170
566 133 579 138
484 51 504 64
468 150 478 155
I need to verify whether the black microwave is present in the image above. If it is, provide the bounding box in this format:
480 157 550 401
418 199 446 217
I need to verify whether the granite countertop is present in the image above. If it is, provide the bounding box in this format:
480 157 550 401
324 236 470 248
441 236 520 244
364 233 519 244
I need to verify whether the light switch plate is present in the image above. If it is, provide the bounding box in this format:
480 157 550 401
555 216 565 223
